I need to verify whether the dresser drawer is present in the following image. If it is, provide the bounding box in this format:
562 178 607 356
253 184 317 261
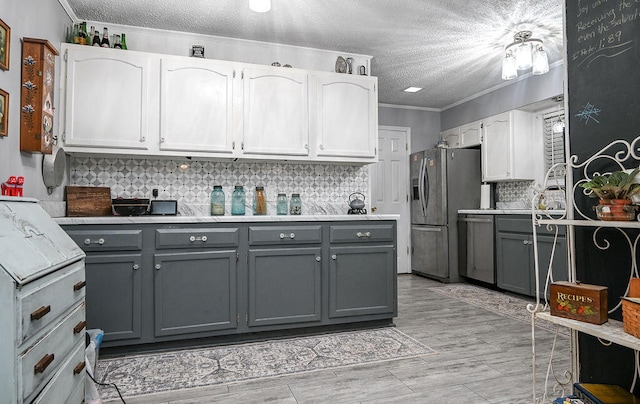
329 224 395 243
20 303 85 402
249 225 322 245
155 227 239 249
66 229 143 252
18 260 85 344
31 342 85 404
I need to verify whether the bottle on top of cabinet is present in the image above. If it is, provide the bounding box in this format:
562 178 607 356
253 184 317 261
254 186 267 215
100 27 110 48
210 185 225 216
231 185 246 215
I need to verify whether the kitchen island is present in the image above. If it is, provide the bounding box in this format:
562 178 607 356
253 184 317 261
56 215 398 351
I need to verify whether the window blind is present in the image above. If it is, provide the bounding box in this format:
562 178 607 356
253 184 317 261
543 109 565 173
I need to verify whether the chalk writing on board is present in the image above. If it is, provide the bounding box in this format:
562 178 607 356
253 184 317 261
576 102 601 124
576 40 634 67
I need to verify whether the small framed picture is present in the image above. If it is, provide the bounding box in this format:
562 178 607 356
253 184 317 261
0 88 7 136
0 18 9 71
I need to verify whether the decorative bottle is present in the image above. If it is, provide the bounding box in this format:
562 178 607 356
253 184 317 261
92 30 101 46
210 185 225 216
231 185 246 215
289 193 302 215
276 193 288 215
113 34 122 49
101 27 110 48
254 186 267 215
120 33 128 50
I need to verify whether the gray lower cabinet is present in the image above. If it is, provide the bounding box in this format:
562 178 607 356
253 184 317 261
495 215 567 297
458 215 495 284
62 220 397 348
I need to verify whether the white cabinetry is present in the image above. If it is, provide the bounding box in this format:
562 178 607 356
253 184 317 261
441 127 460 148
62 44 153 151
481 110 534 181
241 66 309 157
159 57 236 156
313 73 378 162
459 120 482 148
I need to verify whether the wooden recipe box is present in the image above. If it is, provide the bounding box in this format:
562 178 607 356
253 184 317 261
550 281 608 325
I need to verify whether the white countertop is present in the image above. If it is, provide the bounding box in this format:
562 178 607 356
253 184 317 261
458 209 566 215
55 214 400 225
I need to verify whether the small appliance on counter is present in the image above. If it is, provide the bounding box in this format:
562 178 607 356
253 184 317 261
112 198 150 216
149 200 178 215
347 192 367 214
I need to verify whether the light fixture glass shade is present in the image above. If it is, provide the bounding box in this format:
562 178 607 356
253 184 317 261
502 52 517 80
532 46 549 75
249 0 271 12
515 42 532 70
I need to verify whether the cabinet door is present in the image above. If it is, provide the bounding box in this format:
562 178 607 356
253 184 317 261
459 120 482 148
241 66 309 156
314 73 377 160
441 127 460 148
85 253 142 342
496 231 531 295
159 58 235 154
63 45 152 150
533 234 568 298
154 250 237 337
482 112 511 181
465 217 495 284
329 245 395 318
247 247 322 327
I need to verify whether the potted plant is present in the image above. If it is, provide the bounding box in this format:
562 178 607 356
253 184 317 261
580 168 640 220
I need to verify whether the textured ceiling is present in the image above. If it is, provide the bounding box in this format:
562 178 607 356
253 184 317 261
64 0 564 110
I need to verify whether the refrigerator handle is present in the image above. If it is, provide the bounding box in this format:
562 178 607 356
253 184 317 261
422 157 429 216
418 158 427 216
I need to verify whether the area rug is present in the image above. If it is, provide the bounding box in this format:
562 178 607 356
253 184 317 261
96 327 435 399
429 284 569 336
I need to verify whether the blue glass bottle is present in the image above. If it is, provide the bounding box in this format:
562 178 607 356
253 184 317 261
210 185 225 216
231 185 246 215
289 193 302 215
276 193 288 215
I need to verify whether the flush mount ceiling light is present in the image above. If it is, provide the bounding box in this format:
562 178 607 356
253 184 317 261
501 31 549 80
249 0 271 12
403 87 423 93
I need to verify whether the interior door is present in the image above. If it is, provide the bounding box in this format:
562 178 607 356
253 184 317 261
370 126 410 273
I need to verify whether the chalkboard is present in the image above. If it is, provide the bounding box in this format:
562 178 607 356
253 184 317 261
567 0 640 161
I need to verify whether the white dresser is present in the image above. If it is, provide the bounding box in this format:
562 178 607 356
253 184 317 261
0 197 86 404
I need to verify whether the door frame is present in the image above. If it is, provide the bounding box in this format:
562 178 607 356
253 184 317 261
370 125 411 274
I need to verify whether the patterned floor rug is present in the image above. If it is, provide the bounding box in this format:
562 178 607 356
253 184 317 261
96 327 435 399
429 284 569 336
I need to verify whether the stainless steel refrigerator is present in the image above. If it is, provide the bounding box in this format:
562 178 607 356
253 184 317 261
410 148 481 282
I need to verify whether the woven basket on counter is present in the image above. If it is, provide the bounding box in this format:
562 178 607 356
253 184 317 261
622 278 640 339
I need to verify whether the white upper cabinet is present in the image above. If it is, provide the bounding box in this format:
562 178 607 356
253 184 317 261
241 66 309 157
313 73 378 162
62 44 153 151
441 127 460 148
459 120 482 148
159 57 235 155
481 110 534 182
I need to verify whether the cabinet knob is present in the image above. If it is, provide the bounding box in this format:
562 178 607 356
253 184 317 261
280 233 286 239
155 264 161 270
133 264 139 270
332 254 337 260
290 233 295 239
316 256 321 262
319 144 324 150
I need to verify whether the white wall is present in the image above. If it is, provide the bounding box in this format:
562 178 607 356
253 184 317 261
0 0 71 201
378 106 440 153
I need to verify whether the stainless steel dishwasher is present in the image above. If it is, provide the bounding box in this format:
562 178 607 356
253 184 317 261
458 214 495 284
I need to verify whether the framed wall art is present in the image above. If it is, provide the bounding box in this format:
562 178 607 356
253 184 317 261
0 88 8 137
0 18 10 71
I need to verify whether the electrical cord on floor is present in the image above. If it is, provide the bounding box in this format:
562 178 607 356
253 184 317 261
85 368 127 404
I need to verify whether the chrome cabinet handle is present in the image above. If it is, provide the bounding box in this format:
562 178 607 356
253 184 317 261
155 264 161 270
356 231 371 238
133 264 139 270
84 238 105 245
189 235 208 242
331 254 337 260
280 233 286 239
290 233 295 239
316 256 321 262
279 233 295 239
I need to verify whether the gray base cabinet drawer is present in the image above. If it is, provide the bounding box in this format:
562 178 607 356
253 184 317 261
330 224 395 243
66 229 143 251
155 228 239 249
249 225 322 245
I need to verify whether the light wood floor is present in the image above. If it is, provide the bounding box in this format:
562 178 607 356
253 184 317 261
103 274 570 404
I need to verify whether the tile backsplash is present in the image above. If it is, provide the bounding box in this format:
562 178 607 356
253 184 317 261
496 180 565 209
69 157 369 215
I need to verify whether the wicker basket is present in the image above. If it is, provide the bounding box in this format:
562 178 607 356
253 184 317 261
622 278 640 338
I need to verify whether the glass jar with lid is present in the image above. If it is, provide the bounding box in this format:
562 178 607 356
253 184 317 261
254 186 267 215
276 193 288 215
231 185 246 215
210 185 225 216
289 193 302 215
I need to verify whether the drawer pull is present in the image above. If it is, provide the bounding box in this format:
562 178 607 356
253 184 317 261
189 235 208 242
84 238 105 245
73 280 86 291
279 233 286 239
290 233 296 239
155 264 162 270
356 231 371 238
133 264 140 270
279 233 296 239
316 256 321 262
34 353 54 374
73 320 87 334
31 305 51 321
332 254 337 260
73 361 86 375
